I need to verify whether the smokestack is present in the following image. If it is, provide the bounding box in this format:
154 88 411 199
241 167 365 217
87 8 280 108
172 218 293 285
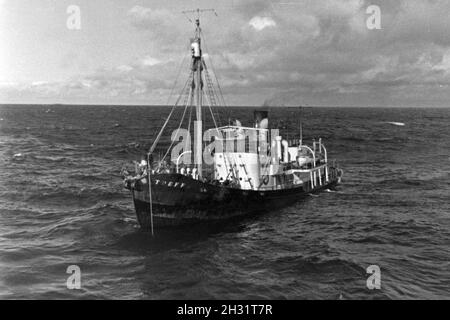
254 110 269 128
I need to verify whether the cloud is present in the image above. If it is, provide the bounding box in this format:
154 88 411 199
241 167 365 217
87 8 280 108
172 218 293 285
3 0 450 107
31 81 48 86
200 0 450 106
0 59 179 104
142 56 162 67
128 6 176 29
116 65 133 72
249 16 276 31
127 5 186 53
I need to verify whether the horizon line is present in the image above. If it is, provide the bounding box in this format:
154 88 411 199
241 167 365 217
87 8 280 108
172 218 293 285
0 103 449 109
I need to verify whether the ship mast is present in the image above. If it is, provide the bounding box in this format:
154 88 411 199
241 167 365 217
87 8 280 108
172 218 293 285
194 16 203 179
183 8 217 179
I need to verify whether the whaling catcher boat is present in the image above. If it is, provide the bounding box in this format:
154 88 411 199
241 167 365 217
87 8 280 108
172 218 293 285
122 10 343 233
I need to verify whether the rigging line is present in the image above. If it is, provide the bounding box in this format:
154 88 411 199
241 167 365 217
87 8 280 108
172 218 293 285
160 86 192 163
203 89 239 183
203 84 219 130
203 67 223 126
149 105 176 155
211 86 223 126
186 84 194 155
203 83 226 177
203 87 240 182
201 41 228 127
205 68 220 109
148 52 189 154
187 76 195 132
166 52 189 106
187 103 193 141
200 30 228 108
175 72 192 107
148 72 191 155
178 73 193 112
208 103 218 130
206 63 226 123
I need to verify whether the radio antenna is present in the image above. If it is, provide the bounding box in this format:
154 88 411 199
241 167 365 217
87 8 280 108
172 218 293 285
181 8 218 23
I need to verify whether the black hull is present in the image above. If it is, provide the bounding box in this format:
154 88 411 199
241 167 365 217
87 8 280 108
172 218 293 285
128 170 340 229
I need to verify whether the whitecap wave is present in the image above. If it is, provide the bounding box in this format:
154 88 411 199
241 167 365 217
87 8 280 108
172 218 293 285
385 121 405 126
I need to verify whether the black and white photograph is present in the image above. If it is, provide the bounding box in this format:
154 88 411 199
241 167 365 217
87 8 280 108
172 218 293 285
0 0 449 303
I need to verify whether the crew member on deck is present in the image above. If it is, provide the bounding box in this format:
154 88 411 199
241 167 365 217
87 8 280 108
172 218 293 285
138 160 148 183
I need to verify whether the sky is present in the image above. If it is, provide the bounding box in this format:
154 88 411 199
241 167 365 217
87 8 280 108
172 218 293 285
1 0 450 107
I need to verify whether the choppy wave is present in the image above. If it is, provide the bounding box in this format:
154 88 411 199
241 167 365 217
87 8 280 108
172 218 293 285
384 121 406 126
0 105 449 299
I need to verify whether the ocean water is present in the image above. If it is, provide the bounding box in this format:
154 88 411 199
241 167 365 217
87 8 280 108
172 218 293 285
0 104 448 299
